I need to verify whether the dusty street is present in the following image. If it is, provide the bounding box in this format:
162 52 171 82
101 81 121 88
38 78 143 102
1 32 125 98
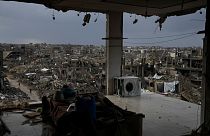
6 75 40 101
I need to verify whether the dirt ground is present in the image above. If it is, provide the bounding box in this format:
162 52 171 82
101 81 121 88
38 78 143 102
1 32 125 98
6 74 40 101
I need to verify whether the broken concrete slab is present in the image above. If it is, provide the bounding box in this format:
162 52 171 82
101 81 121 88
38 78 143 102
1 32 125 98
23 112 40 119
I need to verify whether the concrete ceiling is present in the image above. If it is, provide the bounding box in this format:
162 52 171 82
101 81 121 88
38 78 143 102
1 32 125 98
1 0 207 16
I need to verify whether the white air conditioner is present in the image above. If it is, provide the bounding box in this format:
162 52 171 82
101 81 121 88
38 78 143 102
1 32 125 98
113 76 141 97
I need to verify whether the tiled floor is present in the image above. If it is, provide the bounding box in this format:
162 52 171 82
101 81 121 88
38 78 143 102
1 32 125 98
107 92 201 136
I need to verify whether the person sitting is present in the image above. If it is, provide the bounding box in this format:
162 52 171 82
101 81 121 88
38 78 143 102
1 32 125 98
61 84 76 99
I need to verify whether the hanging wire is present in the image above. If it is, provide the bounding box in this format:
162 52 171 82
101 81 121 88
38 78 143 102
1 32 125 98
124 33 196 45
82 12 87 26
77 11 81 16
125 32 197 40
52 10 55 20
133 15 138 24
200 9 203 14
94 13 99 22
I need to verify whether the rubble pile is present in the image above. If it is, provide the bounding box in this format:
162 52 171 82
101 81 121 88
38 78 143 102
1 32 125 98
3 44 105 97
0 100 29 110
180 87 201 104
0 86 30 100
1 43 203 104
179 75 201 104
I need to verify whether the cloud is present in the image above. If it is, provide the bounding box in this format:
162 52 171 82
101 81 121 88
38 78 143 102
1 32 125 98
123 9 205 47
0 1 206 47
0 1 106 45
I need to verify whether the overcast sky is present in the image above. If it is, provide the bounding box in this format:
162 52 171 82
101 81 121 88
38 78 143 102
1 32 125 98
0 1 206 47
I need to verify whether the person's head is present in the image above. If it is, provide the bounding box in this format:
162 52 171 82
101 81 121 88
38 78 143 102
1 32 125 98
63 84 68 88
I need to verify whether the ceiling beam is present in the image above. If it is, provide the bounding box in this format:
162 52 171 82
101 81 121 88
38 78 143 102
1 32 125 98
1 0 206 16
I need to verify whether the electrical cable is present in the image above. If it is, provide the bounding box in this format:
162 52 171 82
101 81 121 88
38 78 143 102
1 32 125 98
125 32 197 39
124 34 196 45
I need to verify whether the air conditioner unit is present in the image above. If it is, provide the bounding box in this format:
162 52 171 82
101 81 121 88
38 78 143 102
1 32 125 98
113 76 141 97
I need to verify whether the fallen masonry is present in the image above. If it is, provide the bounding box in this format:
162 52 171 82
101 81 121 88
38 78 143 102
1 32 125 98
0 86 30 100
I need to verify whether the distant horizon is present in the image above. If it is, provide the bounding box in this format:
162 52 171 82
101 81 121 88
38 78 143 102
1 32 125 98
0 42 203 48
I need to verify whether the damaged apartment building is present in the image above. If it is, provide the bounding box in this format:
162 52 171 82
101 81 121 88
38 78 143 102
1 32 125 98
123 46 203 104
175 47 203 104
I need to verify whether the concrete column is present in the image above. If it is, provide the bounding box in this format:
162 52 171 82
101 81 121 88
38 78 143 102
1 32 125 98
189 58 192 68
201 1 210 130
106 12 123 95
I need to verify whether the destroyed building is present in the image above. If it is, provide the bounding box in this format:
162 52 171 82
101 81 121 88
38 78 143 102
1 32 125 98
175 48 203 104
